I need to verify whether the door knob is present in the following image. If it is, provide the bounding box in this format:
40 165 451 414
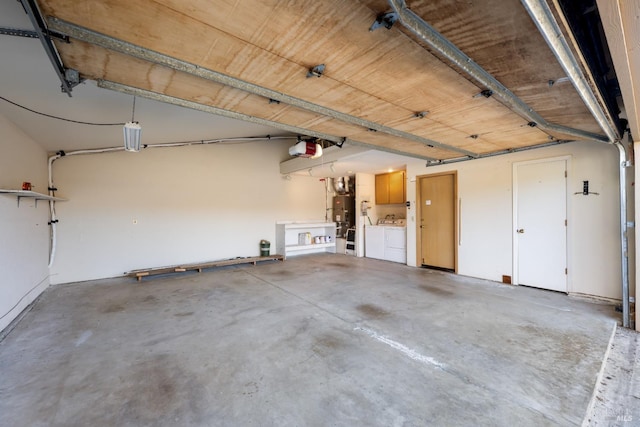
517 229 525 234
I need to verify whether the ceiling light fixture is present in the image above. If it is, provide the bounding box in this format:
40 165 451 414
123 96 141 152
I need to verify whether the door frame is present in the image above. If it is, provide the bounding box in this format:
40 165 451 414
512 156 571 291
415 171 458 272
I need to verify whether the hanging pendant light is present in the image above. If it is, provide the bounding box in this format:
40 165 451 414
123 122 141 152
123 96 142 152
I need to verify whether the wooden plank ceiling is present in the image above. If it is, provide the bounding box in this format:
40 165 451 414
38 0 607 161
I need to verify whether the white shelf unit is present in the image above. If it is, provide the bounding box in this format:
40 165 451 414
0 189 67 207
276 222 337 259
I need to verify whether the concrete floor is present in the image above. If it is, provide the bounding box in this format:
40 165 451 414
0 254 620 426
586 326 640 426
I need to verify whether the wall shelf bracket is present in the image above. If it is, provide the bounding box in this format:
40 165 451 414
0 189 67 208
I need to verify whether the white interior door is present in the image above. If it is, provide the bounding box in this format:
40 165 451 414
514 159 567 292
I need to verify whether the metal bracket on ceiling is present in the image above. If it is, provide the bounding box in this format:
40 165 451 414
472 90 493 99
548 77 570 88
64 68 82 86
306 64 325 78
17 0 78 96
369 12 399 31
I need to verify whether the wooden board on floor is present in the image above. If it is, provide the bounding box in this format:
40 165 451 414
128 255 284 281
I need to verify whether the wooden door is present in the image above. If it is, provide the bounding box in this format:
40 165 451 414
514 159 567 292
419 173 456 270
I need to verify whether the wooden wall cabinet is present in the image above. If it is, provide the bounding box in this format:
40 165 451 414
375 171 406 205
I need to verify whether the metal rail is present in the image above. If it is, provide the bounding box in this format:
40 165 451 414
520 0 619 143
49 18 476 159
521 0 627 327
97 80 436 162
425 139 572 166
18 0 76 95
387 0 609 143
615 141 631 328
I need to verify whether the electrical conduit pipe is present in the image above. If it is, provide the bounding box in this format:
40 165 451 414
45 136 294 268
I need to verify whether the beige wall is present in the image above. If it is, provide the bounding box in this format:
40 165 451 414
1 105 633 325
405 141 626 300
0 114 49 332
49 140 327 284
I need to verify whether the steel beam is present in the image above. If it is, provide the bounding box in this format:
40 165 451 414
520 0 619 143
97 80 436 162
387 0 610 143
48 18 476 158
425 139 572 166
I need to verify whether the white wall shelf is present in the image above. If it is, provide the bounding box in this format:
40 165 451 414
286 242 336 251
276 221 337 259
0 189 66 207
